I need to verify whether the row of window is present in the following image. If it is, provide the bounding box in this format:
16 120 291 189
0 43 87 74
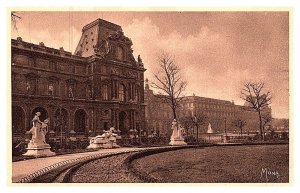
183 102 235 111
148 109 235 119
179 110 235 117
20 78 141 102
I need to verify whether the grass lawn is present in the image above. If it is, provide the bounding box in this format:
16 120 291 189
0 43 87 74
131 144 289 183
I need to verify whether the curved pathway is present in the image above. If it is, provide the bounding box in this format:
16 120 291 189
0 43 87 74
12 147 144 182
12 145 193 183
70 152 143 183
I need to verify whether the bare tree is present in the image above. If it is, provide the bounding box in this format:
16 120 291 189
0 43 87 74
241 82 271 140
152 53 187 120
193 114 206 142
179 111 206 143
179 116 194 140
232 118 247 136
262 113 272 131
283 119 289 130
11 12 21 32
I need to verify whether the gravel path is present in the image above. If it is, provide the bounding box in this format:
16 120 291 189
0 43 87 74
71 153 143 183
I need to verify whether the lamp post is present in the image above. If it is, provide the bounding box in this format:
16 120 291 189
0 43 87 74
59 106 64 149
224 117 227 137
193 116 199 143
223 117 227 143
137 125 142 145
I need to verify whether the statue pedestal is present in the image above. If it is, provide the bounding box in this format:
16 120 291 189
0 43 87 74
87 142 120 149
87 136 120 149
23 143 55 157
169 138 187 146
87 143 103 149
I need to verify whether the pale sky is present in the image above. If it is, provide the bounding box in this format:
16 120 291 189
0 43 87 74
11 11 289 118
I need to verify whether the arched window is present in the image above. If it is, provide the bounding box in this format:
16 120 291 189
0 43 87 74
75 109 86 133
119 84 125 102
12 106 25 134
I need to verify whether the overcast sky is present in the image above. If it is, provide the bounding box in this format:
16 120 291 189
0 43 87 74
11 11 289 118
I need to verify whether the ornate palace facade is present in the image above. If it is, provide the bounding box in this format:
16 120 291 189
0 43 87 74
12 19 146 143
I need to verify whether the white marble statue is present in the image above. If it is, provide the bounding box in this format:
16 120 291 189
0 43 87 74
23 112 55 157
87 127 120 149
169 119 187 146
207 122 214 134
28 117 49 145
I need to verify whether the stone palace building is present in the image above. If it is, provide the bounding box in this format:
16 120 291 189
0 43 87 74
144 79 272 137
11 19 146 143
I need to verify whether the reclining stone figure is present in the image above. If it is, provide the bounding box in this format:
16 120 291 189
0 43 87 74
87 127 120 149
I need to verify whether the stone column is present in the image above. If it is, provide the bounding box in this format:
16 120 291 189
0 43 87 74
92 108 95 135
66 111 71 138
129 83 134 100
115 80 119 100
111 79 115 99
129 110 134 130
133 110 136 131
133 84 135 101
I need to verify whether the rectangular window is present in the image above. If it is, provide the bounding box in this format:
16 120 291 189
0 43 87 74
103 85 108 100
119 84 125 101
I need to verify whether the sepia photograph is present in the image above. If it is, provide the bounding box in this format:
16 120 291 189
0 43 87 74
9 9 290 184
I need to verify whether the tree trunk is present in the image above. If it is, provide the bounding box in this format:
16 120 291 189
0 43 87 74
196 124 199 143
258 110 264 140
172 106 177 120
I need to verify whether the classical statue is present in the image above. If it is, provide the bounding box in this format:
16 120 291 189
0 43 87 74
169 119 187 146
170 119 185 140
87 127 120 149
68 86 74 98
26 81 31 92
23 112 55 157
28 112 49 145
137 55 143 66
48 83 54 95
32 112 42 126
